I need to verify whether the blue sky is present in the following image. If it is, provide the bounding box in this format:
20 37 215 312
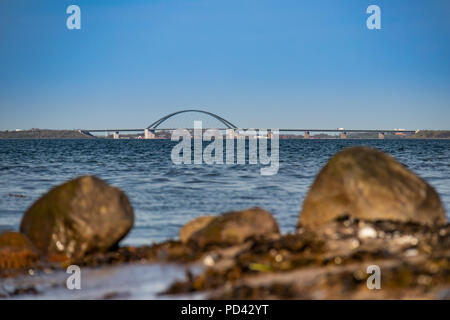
0 0 449 130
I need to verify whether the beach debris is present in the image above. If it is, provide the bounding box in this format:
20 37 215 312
166 215 450 299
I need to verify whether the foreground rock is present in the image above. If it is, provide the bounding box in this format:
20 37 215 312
0 232 39 276
20 176 134 260
299 146 446 228
187 208 280 248
179 216 215 243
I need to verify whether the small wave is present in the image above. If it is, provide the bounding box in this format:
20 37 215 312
8 193 27 198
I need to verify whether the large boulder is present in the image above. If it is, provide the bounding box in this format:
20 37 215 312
187 207 279 248
20 176 134 259
0 231 39 271
299 147 446 228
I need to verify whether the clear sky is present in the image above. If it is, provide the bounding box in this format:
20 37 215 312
0 0 449 130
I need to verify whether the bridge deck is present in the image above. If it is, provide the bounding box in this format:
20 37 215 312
84 128 416 134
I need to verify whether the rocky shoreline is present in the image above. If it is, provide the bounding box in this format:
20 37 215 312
1 146 449 299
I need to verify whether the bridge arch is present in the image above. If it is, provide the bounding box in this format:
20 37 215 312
147 109 237 129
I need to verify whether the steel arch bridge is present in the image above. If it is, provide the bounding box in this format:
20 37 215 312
146 109 237 130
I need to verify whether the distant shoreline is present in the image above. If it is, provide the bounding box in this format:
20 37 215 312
1 129 449 140
0 130 93 139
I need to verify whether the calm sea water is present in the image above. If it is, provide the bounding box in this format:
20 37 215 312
0 139 449 246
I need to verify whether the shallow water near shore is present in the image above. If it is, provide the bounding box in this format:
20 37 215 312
0 263 203 299
0 139 449 246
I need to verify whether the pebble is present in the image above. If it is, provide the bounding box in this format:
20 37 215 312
203 255 215 267
395 235 419 246
350 239 360 249
404 249 418 257
417 275 432 286
358 226 377 239
342 227 355 236
353 270 365 280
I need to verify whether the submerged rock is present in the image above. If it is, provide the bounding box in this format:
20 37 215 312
179 216 215 243
20 176 134 260
188 207 279 248
299 147 446 229
0 231 39 273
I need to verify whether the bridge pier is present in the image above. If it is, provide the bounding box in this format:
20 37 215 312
378 132 385 139
304 131 310 139
144 128 155 139
340 132 347 139
113 131 120 139
267 130 273 139
226 129 236 139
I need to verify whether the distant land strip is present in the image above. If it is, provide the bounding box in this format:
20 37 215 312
0 129 449 139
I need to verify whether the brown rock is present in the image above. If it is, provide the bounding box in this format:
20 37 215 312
0 231 39 271
299 147 446 229
179 216 215 243
188 207 279 248
20 176 134 259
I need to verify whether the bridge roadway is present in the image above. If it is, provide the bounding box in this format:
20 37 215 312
81 128 417 140
83 128 416 133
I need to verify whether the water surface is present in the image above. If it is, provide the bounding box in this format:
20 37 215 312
0 139 449 245
0 263 203 299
